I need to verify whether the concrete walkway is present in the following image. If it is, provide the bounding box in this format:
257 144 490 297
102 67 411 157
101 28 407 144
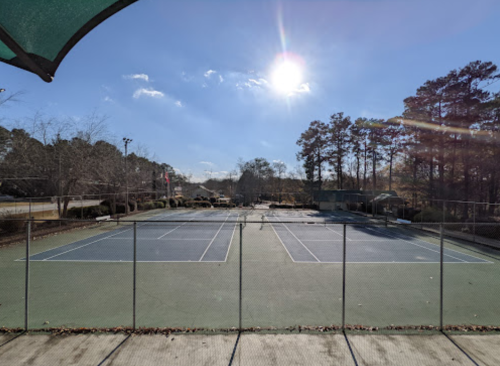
1 333 499 366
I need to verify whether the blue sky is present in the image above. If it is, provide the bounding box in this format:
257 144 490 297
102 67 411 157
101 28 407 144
1 0 500 181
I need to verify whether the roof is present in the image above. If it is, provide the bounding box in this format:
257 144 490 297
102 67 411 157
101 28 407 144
314 190 400 202
314 190 363 202
373 193 404 204
195 185 218 196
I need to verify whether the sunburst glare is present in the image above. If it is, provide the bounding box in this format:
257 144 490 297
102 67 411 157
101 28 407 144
272 59 303 95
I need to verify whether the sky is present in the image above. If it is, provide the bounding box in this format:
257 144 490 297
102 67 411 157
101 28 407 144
1 0 500 182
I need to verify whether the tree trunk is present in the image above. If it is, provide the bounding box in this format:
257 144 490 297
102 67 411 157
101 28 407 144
429 155 434 201
389 153 393 191
356 154 360 190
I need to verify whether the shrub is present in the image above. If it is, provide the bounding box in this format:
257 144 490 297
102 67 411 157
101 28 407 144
115 204 126 214
155 201 165 209
0 213 26 234
158 199 169 208
67 205 110 219
413 207 457 223
177 197 186 206
185 200 212 208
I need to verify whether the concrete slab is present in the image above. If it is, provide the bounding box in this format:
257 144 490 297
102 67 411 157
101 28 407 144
0 333 21 347
0 334 127 366
348 334 472 366
101 334 236 366
450 334 500 366
233 334 355 366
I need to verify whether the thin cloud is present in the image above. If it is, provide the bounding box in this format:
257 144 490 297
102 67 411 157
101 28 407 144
181 71 193 82
123 73 150 82
103 96 114 103
236 77 269 90
260 140 271 148
219 75 224 83
199 161 214 166
204 70 217 78
295 83 311 94
133 88 164 99
175 100 183 107
248 78 268 86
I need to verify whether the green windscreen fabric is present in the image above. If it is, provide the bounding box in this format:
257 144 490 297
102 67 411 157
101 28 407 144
0 40 16 60
0 0 138 82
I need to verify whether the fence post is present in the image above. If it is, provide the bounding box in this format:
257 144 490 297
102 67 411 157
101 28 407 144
421 200 423 229
239 223 243 331
440 224 444 331
342 224 346 330
473 203 476 243
133 221 137 330
442 201 445 223
25 220 31 331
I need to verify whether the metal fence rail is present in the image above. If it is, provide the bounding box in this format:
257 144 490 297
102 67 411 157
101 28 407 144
0 218 499 333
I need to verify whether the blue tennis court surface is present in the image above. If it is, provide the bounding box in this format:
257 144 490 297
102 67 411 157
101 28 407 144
267 213 491 264
25 211 239 262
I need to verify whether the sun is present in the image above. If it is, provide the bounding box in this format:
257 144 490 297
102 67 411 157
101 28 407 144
272 60 303 95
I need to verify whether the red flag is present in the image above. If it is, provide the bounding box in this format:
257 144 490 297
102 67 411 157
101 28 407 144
165 171 170 184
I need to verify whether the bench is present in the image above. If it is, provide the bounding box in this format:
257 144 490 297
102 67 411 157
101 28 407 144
96 215 111 221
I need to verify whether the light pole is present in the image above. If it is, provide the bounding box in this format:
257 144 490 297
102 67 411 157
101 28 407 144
123 137 132 215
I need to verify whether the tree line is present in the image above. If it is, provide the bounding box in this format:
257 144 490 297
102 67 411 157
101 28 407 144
0 113 186 216
296 60 500 217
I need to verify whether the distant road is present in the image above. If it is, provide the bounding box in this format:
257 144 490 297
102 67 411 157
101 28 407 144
0 200 101 215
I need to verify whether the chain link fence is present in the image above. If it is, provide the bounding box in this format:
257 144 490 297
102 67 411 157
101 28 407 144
1 216 499 335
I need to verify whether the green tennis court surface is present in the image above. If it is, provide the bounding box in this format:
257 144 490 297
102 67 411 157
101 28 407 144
1 209 499 332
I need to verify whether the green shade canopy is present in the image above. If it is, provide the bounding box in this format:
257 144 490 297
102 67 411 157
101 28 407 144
0 0 138 82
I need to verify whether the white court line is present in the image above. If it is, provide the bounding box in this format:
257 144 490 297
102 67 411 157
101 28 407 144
157 226 181 239
365 227 468 262
107 238 209 241
277 261 493 265
266 216 297 263
41 227 135 261
35 210 206 261
25 210 183 260
26 259 229 263
273 213 320 262
325 226 351 241
199 213 231 261
224 213 239 262
384 227 493 263
302 239 392 242
23 258 492 264
156 212 205 239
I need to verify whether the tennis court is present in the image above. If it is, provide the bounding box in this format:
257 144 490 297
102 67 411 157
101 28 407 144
21 211 239 262
266 212 491 264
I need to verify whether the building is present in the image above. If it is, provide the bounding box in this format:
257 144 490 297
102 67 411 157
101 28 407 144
314 190 402 211
190 185 218 199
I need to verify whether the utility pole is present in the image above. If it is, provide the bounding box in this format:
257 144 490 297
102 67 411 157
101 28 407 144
123 137 132 215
